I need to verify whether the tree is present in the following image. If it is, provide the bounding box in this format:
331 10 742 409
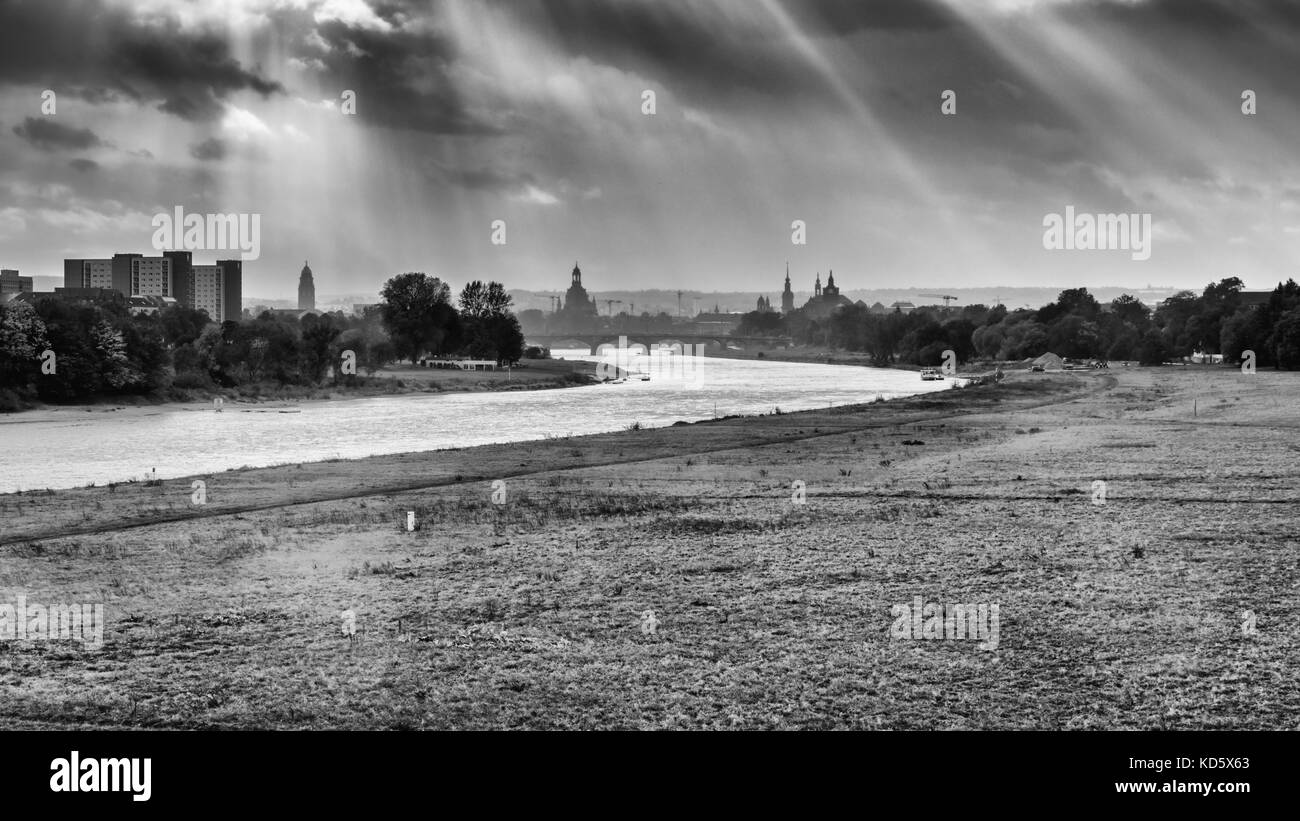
1110 294 1150 325
0 301 49 396
114 313 167 391
33 299 103 401
159 305 212 347
972 323 1005 360
998 317 1048 359
380 272 458 362
458 280 512 319
1271 307 1300 369
1135 329 1170 365
300 313 342 383
457 280 520 363
941 317 977 362
1047 315 1101 359
1154 290 1199 356
482 313 525 365
1220 307 1265 365
92 320 140 390
737 310 786 336
1039 288 1100 324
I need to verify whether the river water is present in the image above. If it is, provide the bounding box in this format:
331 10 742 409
0 351 956 493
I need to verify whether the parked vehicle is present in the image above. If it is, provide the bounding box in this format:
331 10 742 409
920 368 944 381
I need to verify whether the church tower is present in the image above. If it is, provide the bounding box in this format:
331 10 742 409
814 272 822 298
781 263 794 314
563 261 597 316
825 269 839 297
298 260 315 311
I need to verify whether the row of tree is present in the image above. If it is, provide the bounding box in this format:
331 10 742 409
0 272 526 408
735 278 1300 368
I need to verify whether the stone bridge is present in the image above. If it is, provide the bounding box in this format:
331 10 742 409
524 333 791 355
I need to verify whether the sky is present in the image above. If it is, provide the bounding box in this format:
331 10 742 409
2 0 1300 300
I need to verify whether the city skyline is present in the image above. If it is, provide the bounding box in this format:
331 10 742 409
3 0 1300 295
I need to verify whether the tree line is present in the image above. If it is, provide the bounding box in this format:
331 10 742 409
0 272 525 410
735 278 1300 368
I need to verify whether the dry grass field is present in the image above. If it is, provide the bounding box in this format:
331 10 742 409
1 366 1297 729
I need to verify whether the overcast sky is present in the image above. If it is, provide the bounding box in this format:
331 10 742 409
2 0 1300 299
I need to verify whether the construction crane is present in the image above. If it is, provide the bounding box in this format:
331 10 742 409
603 298 623 316
918 293 959 306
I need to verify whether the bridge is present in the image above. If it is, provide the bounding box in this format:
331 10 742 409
525 333 792 355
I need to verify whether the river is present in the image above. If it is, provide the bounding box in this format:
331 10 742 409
0 351 957 493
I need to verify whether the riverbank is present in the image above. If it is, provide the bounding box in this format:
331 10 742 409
707 345 894 368
2 366 1297 729
0 358 599 419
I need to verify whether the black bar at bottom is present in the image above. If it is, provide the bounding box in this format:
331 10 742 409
4 730 1282 810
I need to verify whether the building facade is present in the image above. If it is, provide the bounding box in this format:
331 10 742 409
61 251 240 322
562 262 597 316
130 256 173 298
298 261 315 311
800 269 853 319
64 258 114 290
0 269 33 303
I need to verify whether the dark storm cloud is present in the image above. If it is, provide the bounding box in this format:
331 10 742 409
69 158 99 173
114 29 285 121
305 17 502 135
0 0 284 122
507 1 823 99
492 0 1064 142
433 165 539 192
190 138 228 161
783 0 958 33
1074 0 1300 30
12 117 104 151
66 86 127 105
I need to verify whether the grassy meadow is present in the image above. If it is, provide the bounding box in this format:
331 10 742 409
1 367 1297 729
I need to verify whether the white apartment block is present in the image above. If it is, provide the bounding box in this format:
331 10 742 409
131 256 173 297
75 259 114 288
190 264 227 322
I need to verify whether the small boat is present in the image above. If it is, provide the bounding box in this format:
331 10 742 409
920 368 944 381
